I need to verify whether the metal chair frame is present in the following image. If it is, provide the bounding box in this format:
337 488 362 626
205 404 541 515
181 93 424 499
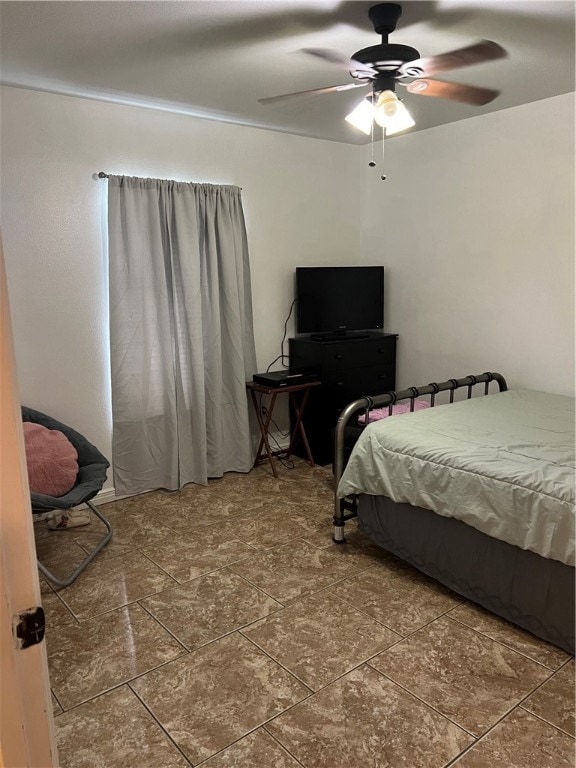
37 501 113 588
23 406 113 587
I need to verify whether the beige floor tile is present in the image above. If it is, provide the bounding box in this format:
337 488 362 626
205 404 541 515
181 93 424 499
140 568 281 650
141 528 254 583
326 558 461 635
523 659 575 736
200 729 303 768
152 473 280 510
304 525 394 572
47 603 185 710
370 616 551 736
279 474 334 523
148 493 272 535
146 486 213 507
219 503 325 550
299 524 337 548
55 686 190 768
56 551 176 620
41 589 78 632
267 665 472 768
71 505 177 559
108 485 256 517
281 488 334 525
448 602 570 670
230 539 359 604
451 708 576 767
39 575 53 595
116 483 213 514
35 533 92 580
51 691 63 716
243 591 400 690
247 464 332 516
274 460 332 487
178 472 262 498
131 632 309 765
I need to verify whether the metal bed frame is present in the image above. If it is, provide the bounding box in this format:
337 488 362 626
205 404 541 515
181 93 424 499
333 371 508 542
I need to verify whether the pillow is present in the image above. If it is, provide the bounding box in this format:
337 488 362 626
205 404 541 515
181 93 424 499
358 398 430 424
23 422 79 497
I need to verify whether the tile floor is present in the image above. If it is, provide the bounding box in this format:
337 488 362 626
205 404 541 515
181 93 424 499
36 460 575 768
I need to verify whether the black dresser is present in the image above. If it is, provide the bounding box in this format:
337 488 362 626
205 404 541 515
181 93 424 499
288 333 398 465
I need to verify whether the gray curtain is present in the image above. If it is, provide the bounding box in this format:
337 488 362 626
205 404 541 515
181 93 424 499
107 176 257 495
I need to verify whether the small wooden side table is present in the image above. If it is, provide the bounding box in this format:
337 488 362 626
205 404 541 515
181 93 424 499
246 379 321 478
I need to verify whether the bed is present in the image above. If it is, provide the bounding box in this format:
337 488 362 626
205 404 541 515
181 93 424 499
333 373 575 654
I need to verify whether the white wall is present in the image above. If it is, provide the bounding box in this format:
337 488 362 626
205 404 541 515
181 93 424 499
358 93 575 395
0 86 361 481
1 87 573 489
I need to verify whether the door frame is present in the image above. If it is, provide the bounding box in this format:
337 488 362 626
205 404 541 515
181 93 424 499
0 235 57 767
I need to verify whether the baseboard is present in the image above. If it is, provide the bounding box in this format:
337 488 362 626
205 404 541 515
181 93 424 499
76 488 118 508
267 431 290 451
94 488 118 505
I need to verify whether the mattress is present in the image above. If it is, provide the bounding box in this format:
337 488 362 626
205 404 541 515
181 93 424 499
337 389 575 566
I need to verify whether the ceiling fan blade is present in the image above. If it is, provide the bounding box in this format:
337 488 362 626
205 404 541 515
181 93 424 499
258 82 367 105
302 47 378 77
399 40 507 78
405 78 500 106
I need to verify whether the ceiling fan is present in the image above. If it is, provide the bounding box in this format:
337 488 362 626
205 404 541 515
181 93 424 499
259 2 508 136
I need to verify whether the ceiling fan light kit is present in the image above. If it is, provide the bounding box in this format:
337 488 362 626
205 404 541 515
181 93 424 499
374 91 415 135
345 90 415 138
344 97 375 135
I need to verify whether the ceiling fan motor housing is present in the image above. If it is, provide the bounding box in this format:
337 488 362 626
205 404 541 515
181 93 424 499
350 44 420 78
368 3 403 36
372 75 397 96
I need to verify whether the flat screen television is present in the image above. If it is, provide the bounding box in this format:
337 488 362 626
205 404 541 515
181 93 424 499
295 266 384 338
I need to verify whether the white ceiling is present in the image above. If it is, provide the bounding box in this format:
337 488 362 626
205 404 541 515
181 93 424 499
1 1 574 145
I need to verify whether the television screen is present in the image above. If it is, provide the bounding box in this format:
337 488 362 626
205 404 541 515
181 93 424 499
296 266 384 335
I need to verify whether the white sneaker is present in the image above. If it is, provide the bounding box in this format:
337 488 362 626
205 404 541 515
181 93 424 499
47 509 91 529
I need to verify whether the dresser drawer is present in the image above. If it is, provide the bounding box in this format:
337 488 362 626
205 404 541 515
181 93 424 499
289 334 397 372
320 336 396 371
324 364 395 406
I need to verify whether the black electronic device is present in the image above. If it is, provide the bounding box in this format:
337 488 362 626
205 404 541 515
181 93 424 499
253 370 320 388
295 266 384 338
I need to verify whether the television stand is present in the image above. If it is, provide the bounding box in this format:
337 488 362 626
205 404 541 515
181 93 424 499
310 332 371 342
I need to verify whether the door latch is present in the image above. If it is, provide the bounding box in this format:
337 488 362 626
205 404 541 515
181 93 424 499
14 606 45 649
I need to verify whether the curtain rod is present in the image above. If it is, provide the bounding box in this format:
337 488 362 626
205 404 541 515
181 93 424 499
96 172 241 189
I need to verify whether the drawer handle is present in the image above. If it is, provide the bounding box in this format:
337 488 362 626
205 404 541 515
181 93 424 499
378 348 387 354
378 374 388 380
336 381 344 387
334 354 343 360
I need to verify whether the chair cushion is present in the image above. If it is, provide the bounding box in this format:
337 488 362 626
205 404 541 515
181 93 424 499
23 422 79 497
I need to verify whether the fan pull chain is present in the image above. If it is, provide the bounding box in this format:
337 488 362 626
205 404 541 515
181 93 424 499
368 93 376 169
381 126 387 181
